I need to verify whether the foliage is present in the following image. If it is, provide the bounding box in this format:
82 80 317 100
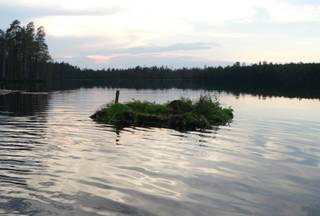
126 100 170 115
168 113 210 131
0 20 51 81
193 95 233 125
1 19 320 100
167 98 193 113
91 96 233 131
47 63 320 95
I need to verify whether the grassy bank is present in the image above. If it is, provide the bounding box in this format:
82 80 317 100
91 95 233 131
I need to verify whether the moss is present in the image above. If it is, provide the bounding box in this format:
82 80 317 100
91 96 233 131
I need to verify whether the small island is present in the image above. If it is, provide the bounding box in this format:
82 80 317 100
91 95 233 131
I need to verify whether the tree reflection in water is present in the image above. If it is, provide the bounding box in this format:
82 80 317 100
0 92 49 116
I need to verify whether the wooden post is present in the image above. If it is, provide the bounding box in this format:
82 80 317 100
115 90 120 104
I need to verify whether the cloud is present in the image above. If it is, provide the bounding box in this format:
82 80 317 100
1 0 320 68
123 42 219 53
286 0 320 5
61 54 231 69
89 42 220 56
253 7 271 21
0 5 121 17
0 3 123 29
47 35 218 56
47 36 120 57
104 54 231 68
47 33 221 68
0 0 125 12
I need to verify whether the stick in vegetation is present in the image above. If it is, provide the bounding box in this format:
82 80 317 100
115 90 120 104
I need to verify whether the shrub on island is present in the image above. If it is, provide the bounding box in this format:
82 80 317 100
91 95 233 131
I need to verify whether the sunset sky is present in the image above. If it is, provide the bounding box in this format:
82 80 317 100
0 0 319 68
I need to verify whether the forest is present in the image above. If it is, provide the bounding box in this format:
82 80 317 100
0 20 53 81
1 20 320 98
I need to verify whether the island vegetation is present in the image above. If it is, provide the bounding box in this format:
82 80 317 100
90 95 233 131
1 20 320 99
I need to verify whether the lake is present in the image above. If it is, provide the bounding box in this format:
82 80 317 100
0 87 320 216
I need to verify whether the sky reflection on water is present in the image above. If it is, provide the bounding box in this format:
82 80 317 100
0 88 320 216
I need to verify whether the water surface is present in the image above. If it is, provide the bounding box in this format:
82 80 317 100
0 88 320 216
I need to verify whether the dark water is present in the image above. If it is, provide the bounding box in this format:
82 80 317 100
0 88 320 216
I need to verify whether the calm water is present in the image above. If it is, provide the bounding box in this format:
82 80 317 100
0 88 320 216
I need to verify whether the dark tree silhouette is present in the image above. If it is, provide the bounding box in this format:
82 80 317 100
0 29 7 79
34 26 51 63
1 19 320 99
0 20 52 81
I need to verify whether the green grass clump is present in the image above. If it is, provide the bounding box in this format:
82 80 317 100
194 95 233 125
127 100 170 115
91 95 233 131
167 98 193 113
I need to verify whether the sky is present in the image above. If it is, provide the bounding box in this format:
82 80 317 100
0 0 319 69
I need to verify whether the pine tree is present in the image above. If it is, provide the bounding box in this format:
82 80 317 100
35 26 51 63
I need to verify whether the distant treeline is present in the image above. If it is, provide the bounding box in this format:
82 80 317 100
52 63 320 97
79 63 320 91
1 20 320 97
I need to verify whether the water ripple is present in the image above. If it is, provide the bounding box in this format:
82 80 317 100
0 88 320 215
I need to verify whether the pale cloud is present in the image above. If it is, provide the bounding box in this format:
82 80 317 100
81 53 231 69
87 55 113 64
286 0 320 5
1 0 319 68
91 42 219 55
84 42 219 64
